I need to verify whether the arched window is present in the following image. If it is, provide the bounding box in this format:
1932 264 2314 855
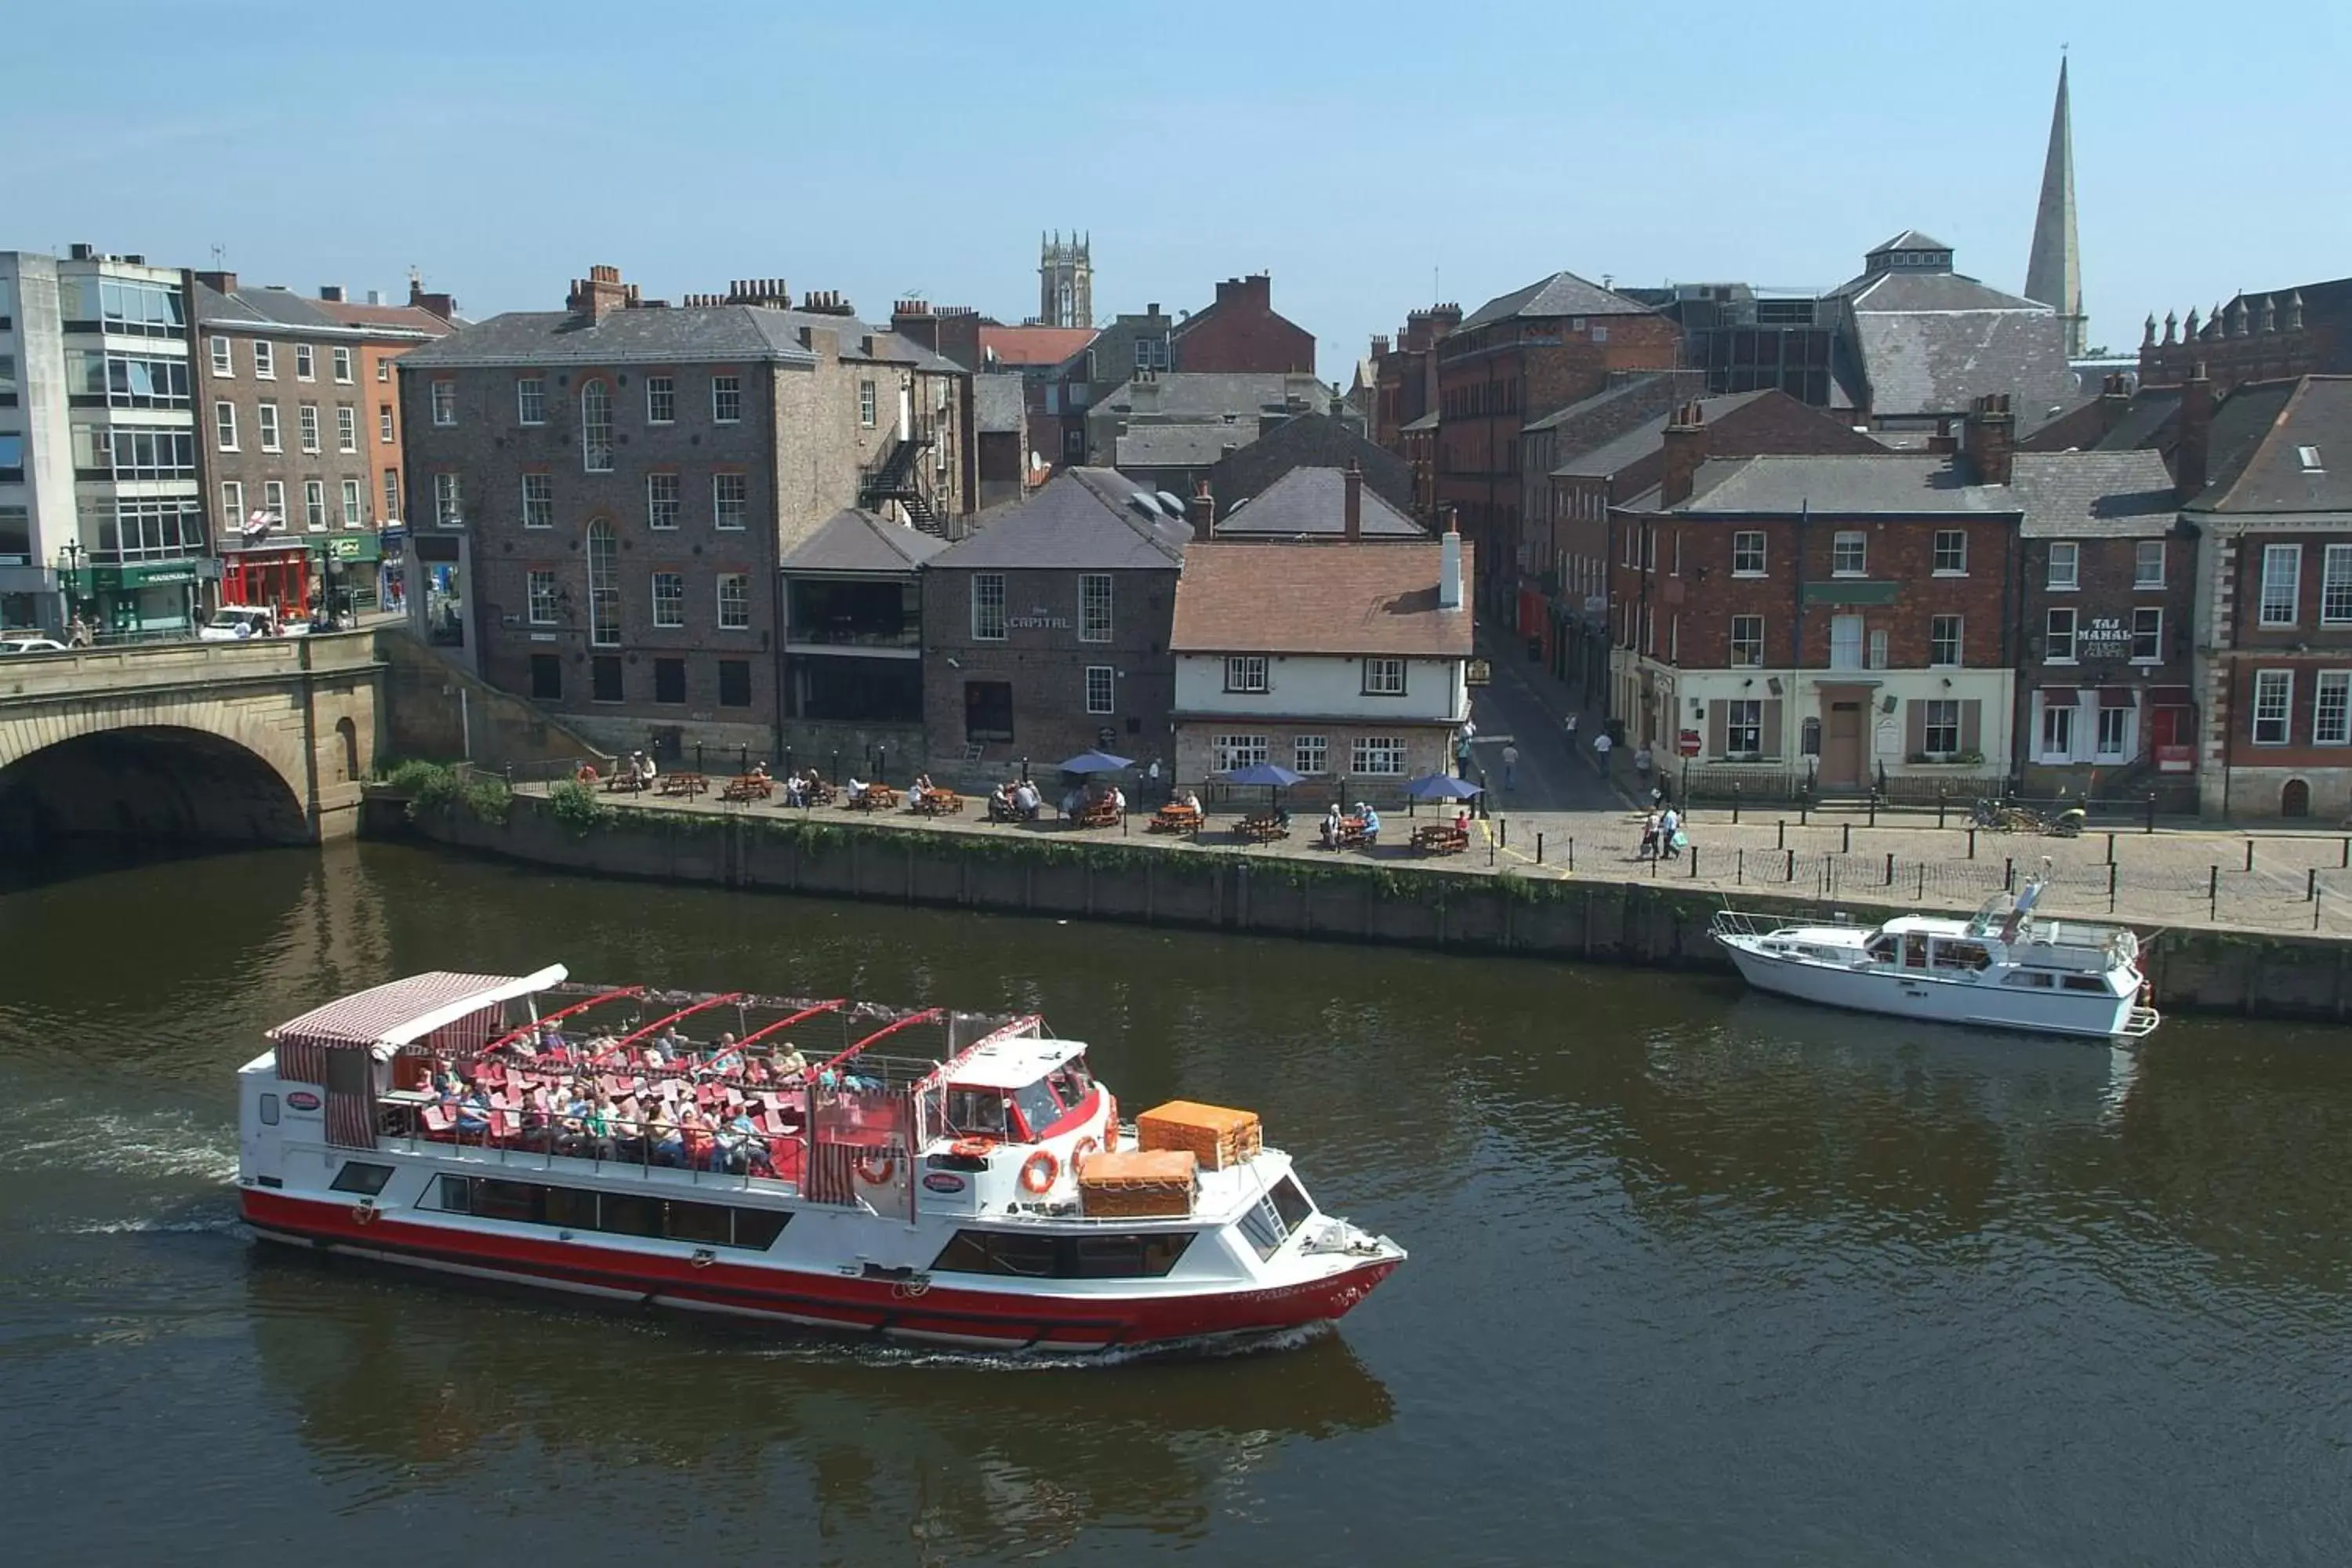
581 379 612 473
586 520 619 647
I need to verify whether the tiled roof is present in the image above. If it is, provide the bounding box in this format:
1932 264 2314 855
2194 376 2352 514
974 373 1026 434
2011 452 2179 537
1170 541 1472 656
1115 423 1250 469
1661 454 2018 514
1869 229 1952 254
779 507 948 573
1214 466 1425 538
1552 391 1773 478
980 324 1097 366
310 299 453 338
1457 271 1656 332
1094 372 1320 419
397 303 962 373
1845 300 2075 420
935 468 1190 569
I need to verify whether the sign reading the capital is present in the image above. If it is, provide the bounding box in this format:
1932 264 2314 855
2078 616 2132 659
1006 614 1071 630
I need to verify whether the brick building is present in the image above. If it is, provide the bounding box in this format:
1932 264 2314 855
1433 271 1680 615
394 263 970 759
2182 373 2352 818
1609 408 2025 800
195 272 452 624
1210 463 1422 540
2138 280 2350 397
1207 412 1412 521
1170 274 1315 375
1369 303 1459 457
921 468 1192 777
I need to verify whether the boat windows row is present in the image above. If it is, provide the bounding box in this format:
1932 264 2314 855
931 1228 1196 1279
425 1171 790 1249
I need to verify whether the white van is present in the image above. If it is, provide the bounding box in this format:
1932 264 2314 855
198 605 307 641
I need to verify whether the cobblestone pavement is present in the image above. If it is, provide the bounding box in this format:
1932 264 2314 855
521 777 2352 937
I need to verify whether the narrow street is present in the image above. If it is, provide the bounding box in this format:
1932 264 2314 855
1459 636 1625 814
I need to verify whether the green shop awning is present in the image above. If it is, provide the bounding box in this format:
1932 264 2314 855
87 561 207 590
310 532 383 564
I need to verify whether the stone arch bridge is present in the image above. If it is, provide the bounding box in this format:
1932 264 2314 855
0 635 384 852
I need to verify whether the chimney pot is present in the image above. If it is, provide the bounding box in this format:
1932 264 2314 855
1343 459 1363 541
1189 476 1214 536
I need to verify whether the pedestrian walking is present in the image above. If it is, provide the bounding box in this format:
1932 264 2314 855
1564 712 1579 743
1592 731 1613 767
1501 742 1520 791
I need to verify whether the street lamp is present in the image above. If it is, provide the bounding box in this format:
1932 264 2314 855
54 542 85 635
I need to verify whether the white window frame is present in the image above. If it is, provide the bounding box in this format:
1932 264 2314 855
303 479 327 531
1212 734 1269 772
220 480 243 522
252 340 275 379
710 374 740 423
1725 699 1762 757
383 468 399 521
650 571 685 629
971 573 1005 641
2135 539 2166 588
1829 614 1864 671
716 573 750 631
2252 669 2293 746
263 479 286 520
579 380 612 471
1929 614 1963 669
431 379 457 428
516 376 546 426
340 477 362 525
2096 704 2132 761
2045 606 2077 664
209 337 233 377
647 472 681 531
712 473 746 530
434 471 462 528
298 402 320 454
2323 544 2352 626
858 379 877 428
1933 529 1967 575
2040 698 2078 763
1731 531 1766 576
521 473 553 529
2131 607 2164 663
2316 670 2352 746
2259 543 2301 627
379 404 394 443
213 400 238 452
336 404 357 453
2046 541 2078 590
257 401 281 452
1867 628 1889 671
647 376 675 424
527 569 559 626
1224 655 1269 693
1079 573 1112 643
1349 735 1406 775
332 346 353 383
1084 664 1115 715
1730 615 1763 667
1293 735 1327 775
1363 657 1408 695
1831 531 1867 577
296 343 314 382
1921 699 1961 757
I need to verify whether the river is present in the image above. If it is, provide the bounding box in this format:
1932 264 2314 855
4 840 2352 1565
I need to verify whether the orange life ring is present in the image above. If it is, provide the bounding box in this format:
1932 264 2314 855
352 1203 379 1225
1018 1150 1058 1194
854 1153 897 1185
1070 1136 1098 1173
949 1136 996 1160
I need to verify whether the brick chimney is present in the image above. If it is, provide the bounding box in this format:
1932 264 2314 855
1214 274 1272 310
1343 459 1363 541
1439 507 1464 610
1660 401 1709 506
194 270 237 295
408 271 457 322
1962 393 2016 486
2176 364 2214 504
2099 372 2133 436
567 264 632 323
1189 477 1215 537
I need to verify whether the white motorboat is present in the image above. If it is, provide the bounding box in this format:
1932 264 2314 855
1709 873 2159 1040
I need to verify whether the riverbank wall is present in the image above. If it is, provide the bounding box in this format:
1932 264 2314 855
371 791 2352 1024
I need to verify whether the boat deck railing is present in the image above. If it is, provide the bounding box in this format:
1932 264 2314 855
1709 909 1835 941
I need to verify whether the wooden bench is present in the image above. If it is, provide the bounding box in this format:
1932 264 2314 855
720 774 774 803
844 786 900 811
1322 818 1369 851
659 772 709 798
602 774 649 794
1073 800 1120 829
795 781 837 808
1412 823 1471 855
1147 804 1202 834
1237 814 1289 843
911 788 964 816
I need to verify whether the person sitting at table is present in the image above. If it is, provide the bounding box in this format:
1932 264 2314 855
844 776 869 804
1321 804 1343 848
1181 788 1202 814
1107 785 1126 815
1358 802 1381 845
1453 806 1472 837
431 1061 463 1099
1014 780 1041 820
988 781 1014 820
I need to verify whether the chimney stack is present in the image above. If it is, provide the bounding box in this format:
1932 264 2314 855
1439 507 1464 610
568 264 630 323
2099 372 2133 435
1660 401 1709 506
1962 393 2016 486
408 271 457 321
194 269 237 296
1343 459 1363 541
2176 365 2214 504
1189 477 1215 537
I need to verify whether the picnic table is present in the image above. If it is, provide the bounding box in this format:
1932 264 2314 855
1412 822 1471 855
602 773 649 793
1147 803 1202 835
795 780 837 808
1073 799 1120 829
1321 816 1370 851
844 785 900 811
720 773 774 803
1237 813 1289 843
910 787 964 816
659 771 710 798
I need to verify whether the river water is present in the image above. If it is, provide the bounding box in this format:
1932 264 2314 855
5 841 2352 1565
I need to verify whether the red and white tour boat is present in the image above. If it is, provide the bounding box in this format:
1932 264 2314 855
236 967 1404 1352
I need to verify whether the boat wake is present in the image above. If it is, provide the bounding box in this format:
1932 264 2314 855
0 1100 240 1183
742 1319 1338 1371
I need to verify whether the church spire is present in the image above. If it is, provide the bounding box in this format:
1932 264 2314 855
2025 55 2085 358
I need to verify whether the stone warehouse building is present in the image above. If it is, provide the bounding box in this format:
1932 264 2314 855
395 264 970 759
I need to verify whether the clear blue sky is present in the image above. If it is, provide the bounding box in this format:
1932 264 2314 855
9 0 2347 383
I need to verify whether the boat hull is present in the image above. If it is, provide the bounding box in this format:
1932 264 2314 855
1716 938 2147 1040
241 1189 1398 1352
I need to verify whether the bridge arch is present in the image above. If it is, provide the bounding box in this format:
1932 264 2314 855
0 712 311 851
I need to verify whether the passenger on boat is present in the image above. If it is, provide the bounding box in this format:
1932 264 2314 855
774 1043 808 1077
706 1033 745 1077
680 1107 718 1171
431 1062 462 1098
648 1103 684 1166
456 1090 491 1136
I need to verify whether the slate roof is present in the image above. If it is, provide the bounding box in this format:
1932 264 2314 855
1457 271 1656 333
1214 466 1425 538
1870 230 1952 254
2193 376 2352 514
194 281 331 331
935 468 1190 569
1523 372 1701 434
1831 269 2049 313
1171 542 1472 656
980 324 1097 366
397 304 961 373
974 373 1026 434
310 299 452 339
1207 412 1414 517
1094 372 1318 418
1115 423 1250 469
2011 452 2180 537
779 508 948 574
1552 391 1773 478
1843 302 2074 422
1652 454 2020 515
2097 387 2181 452
1402 408 1440 432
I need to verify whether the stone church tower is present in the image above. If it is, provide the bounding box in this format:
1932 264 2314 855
1039 231 1092 329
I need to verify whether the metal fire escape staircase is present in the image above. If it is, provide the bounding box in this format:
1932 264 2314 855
857 424 942 535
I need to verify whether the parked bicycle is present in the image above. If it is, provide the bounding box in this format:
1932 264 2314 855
1970 798 2087 837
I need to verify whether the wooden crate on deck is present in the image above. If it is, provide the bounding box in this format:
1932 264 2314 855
1077 1149 1197 1219
1135 1100 1262 1171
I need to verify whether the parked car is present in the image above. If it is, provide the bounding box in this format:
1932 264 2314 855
0 633 68 655
198 606 307 641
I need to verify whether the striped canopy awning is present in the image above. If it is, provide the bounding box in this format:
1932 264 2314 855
271 971 533 1048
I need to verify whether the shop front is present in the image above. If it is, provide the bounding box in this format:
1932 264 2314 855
219 545 312 626
311 531 383 616
83 559 209 640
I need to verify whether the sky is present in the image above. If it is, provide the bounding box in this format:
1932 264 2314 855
9 0 2349 385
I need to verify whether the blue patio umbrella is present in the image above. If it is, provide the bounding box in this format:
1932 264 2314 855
1407 772 1485 801
1225 762 1305 789
1056 750 1134 775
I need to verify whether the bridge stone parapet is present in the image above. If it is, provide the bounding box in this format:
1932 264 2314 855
0 633 385 846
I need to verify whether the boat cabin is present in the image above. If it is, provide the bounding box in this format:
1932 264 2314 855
938 1032 1101 1145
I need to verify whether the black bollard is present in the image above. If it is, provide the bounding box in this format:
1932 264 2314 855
1732 783 1743 825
